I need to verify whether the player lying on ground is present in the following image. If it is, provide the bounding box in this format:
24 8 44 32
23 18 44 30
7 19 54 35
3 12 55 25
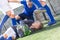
0 0 43 38
8 1 43 35
0 20 43 40
8 0 38 37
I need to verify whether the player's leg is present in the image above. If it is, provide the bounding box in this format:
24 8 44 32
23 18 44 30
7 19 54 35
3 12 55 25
0 11 17 29
39 0 56 25
13 13 28 38
44 5 56 25
0 0 17 34
27 15 34 21
0 0 10 34
40 0 56 25
0 15 9 34
15 13 28 24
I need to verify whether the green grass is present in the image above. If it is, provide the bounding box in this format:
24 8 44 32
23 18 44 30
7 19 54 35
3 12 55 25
17 15 60 40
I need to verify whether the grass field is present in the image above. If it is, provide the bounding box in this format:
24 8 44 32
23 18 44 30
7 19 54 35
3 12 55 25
17 15 60 40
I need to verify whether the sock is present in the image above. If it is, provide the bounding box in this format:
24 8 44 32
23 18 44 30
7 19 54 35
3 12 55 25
11 18 17 26
16 20 20 24
32 0 42 8
44 5 56 22
0 15 9 29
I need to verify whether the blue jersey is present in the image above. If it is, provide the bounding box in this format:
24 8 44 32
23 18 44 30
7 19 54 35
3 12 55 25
31 0 42 8
21 1 36 16
22 0 42 8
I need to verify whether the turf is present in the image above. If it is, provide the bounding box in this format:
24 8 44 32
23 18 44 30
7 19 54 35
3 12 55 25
17 15 60 40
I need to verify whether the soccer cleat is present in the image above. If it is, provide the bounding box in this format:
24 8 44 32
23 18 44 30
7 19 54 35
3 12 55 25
48 21 56 26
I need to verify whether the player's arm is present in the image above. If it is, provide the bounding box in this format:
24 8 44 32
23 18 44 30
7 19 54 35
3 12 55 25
39 0 46 6
8 0 26 4
8 0 21 3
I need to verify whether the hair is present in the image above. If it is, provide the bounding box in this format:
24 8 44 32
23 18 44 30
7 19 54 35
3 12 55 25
28 0 32 2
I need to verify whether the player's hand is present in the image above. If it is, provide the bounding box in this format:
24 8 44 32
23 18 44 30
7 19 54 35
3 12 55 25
15 15 20 20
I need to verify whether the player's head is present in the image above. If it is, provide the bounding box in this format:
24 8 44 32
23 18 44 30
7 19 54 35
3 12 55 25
27 0 33 8
30 21 43 30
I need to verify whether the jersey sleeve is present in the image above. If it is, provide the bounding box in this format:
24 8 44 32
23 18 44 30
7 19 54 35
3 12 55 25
20 1 26 5
20 1 27 7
